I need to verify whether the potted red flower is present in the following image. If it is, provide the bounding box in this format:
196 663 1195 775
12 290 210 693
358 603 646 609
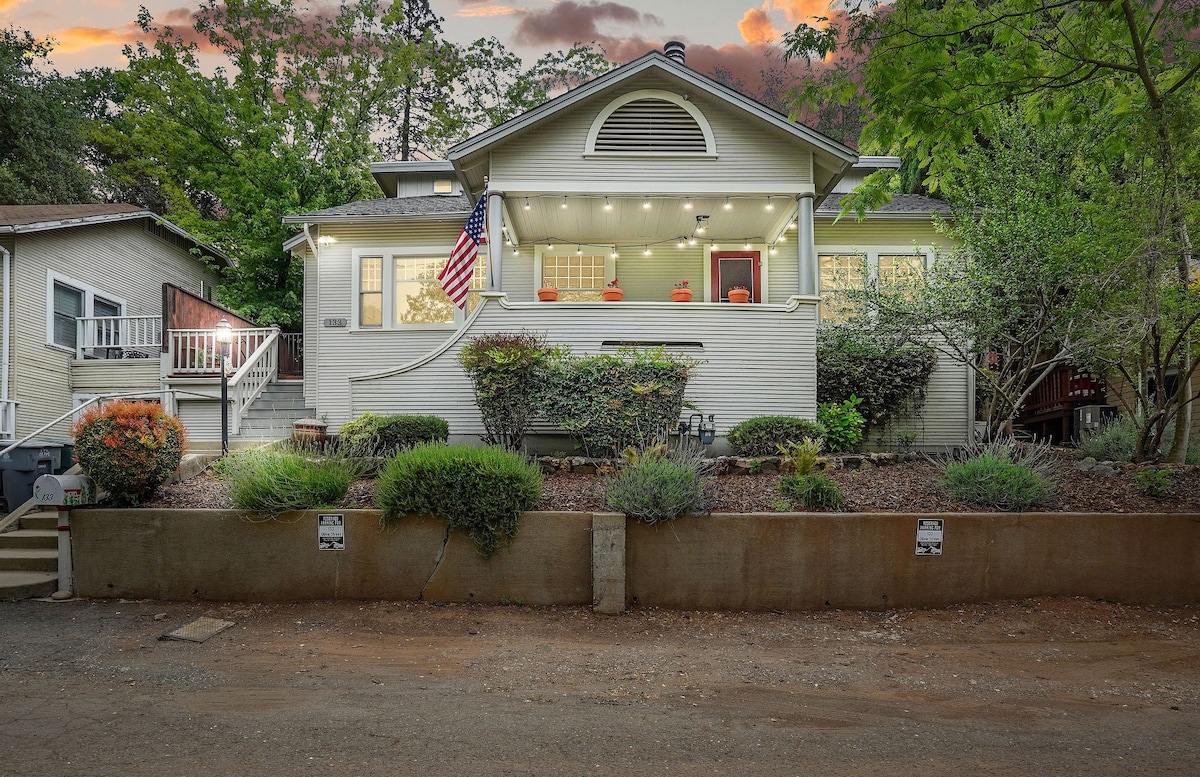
671 280 693 302
727 284 751 304
602 278 624 301
537 285 559 302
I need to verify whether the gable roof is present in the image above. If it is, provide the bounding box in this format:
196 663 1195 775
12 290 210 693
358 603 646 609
0 204 233 268
817 193 952 219
447 50 857 189
282 195 471 223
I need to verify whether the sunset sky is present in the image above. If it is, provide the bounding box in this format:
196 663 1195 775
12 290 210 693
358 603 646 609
0 0 833 84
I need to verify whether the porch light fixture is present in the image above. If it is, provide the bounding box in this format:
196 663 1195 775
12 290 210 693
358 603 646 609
684 198 693 210
642 197 651 210
214 318 233 457
561 197 568 209
604 197 612 211
723 197 732 210
524 198 531 210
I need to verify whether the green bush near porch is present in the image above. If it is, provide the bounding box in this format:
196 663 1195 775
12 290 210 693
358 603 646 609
726 416 827 456
337 412 448 456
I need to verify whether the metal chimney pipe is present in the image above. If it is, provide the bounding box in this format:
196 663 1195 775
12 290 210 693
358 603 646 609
663 41 685 65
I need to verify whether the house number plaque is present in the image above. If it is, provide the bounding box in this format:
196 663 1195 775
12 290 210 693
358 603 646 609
323 318 348 327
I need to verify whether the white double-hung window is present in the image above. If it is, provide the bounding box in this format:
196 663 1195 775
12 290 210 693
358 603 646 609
817 248 931 323
46 271 126 350
354 248 486 329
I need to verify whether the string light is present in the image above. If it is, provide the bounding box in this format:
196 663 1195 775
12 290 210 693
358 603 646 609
576 244 582 255
604 197 612 211
684 198 693 210
723 198 732 210
524 198 531 210
777 234 786 243
561 197 568 209
643 245 651 256
744 241 751 250
642 197 651 210
765 198 775 211
689 238 697 246
677 239 685 249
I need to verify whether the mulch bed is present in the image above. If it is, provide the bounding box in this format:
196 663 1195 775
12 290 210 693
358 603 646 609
144 448 1200 513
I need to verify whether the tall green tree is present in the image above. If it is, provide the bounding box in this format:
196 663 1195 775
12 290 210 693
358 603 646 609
113 0 431 327
786 0 1200 459
0 29 96 204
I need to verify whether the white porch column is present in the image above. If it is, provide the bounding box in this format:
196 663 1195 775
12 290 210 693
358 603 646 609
486 189 505 291
796 192 816 296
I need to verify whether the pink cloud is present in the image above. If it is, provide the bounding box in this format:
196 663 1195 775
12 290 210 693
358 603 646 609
512 1 662 46
458 5 525 18
738 7 781 47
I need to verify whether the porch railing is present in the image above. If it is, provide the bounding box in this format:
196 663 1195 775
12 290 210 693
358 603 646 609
279 332 303 377
0 399 15 440
168 327 276 375
75 315 163 360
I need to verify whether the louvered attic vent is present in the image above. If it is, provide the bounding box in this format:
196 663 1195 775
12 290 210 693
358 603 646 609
594 98 708 153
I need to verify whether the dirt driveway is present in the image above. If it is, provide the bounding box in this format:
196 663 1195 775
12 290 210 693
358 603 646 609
1 597 1197 776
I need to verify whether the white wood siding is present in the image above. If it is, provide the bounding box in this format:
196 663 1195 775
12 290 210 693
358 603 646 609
304 221 466 431
11 221 220 439
347 294 820 444
873 339 974 450
489 74 813 193
69 360 160 392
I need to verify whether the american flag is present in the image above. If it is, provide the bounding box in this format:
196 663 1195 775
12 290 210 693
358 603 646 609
439 189 488 309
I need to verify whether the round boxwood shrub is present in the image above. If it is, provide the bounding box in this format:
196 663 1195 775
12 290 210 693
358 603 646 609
726 416 827 457
71 400 186 506
337 412 448 456
376 444 543 557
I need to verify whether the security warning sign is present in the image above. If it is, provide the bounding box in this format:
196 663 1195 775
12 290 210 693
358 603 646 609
915 518 943 556
318 513 345 550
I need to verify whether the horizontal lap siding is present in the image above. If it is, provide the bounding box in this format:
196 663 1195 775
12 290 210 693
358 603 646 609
69 361 160 392
12 222 220 439
815 219 949 249
350 298 819 440
871 336 973 450
490 75 812 190
307 222 465 430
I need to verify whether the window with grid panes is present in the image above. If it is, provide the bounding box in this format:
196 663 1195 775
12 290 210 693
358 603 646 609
542 254 606 301
878 254 925 289
359 256 383 327
818 254 866 322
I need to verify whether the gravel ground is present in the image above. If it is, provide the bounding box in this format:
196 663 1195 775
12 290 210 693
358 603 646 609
145 448 1200 514
1 596 1197 776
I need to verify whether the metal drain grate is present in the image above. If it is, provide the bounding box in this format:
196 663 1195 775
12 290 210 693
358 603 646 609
161 617 235 643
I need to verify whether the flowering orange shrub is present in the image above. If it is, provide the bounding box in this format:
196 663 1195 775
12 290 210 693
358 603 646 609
71 400 187 506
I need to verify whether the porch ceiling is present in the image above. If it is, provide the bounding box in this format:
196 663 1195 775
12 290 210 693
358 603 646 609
502 194 798 249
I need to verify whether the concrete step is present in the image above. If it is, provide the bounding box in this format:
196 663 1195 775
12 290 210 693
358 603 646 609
17 512 58 531
0 529 57 550
0 571 57 601
0 548 58 572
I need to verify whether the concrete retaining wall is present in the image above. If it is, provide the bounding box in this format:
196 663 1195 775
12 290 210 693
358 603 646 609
69 510 1200 610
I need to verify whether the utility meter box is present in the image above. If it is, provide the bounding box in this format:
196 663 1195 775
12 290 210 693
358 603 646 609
33 474 96 507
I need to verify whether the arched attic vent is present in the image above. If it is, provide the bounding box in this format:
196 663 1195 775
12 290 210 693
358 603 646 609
585 89 716 157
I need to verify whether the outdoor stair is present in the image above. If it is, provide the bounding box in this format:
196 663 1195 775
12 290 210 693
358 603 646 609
235 380 314 441
0 509 58 600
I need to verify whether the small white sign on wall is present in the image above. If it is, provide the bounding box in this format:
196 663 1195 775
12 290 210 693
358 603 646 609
318 513 345 550
915 518 944 556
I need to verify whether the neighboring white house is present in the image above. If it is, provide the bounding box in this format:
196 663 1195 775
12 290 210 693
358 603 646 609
0 204 229 441
282 44 972 451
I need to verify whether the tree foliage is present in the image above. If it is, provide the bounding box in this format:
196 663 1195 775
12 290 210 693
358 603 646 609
0 30 96 204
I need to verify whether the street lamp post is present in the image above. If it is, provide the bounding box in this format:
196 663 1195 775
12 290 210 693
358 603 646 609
215 318 232 456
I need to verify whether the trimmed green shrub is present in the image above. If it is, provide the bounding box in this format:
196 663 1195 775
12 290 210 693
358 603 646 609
338 412 448 456
459 332 556 450
219 448 354 511
818 396 866 452
539 347 698 457
726 416 827 457
941 440 1055 510
778 473 845 510
376 444 543 557
605 448 708 524
817 325 936 431
71 400 186 506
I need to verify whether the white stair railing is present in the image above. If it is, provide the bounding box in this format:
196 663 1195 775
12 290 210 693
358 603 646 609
75 315 163 359
226 328 280 435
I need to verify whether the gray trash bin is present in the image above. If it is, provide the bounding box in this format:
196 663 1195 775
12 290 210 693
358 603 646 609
0 441 64 510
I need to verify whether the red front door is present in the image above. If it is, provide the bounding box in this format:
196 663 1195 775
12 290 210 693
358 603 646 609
710 251 761 302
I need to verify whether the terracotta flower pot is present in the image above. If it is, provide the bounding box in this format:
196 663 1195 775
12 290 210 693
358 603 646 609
671 288 693 303
602 288 624 301
537 287 559 302
728 288 751 304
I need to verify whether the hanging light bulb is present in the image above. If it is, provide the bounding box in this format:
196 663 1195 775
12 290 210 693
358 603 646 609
724 197 732 210
612 249 619 259
765 198 775 211
642 197 651 210
547 243 554 250
777 234 786 243
744 241 751 250
561 196 568 209
576 244 582 255
684 198 693 210
712 242 719 250
677 239 685 249
643 245 651 256
524 198 531 210
789 220 797 230
688 237 697 246
604 196 612 211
